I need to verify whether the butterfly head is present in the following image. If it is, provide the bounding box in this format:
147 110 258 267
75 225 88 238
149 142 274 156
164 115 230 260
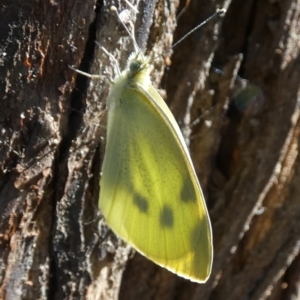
126 51 151 82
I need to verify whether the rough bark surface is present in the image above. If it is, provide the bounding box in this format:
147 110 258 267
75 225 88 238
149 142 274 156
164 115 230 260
0 0 299 300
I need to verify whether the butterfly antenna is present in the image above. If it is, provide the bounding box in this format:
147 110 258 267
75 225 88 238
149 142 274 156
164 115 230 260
110 6 140 55
123 0 139 14
172 8 226 49
150 8 226 63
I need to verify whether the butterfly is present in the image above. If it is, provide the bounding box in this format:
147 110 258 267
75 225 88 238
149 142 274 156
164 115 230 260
70 6 216 283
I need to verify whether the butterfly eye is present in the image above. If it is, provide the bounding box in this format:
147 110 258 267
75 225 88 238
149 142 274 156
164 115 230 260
129 61 141 73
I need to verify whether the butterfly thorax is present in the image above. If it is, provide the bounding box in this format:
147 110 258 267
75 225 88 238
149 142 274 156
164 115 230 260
108 52 151 109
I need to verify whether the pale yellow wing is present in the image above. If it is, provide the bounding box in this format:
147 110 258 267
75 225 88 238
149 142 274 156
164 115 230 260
99 79 212 282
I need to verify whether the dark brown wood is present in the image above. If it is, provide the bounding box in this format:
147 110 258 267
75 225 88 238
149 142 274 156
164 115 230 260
0 0 300 299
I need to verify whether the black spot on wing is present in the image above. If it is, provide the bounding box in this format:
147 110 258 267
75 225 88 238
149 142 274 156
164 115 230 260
180 177 197 202
160 205 174 227
133 193 149 213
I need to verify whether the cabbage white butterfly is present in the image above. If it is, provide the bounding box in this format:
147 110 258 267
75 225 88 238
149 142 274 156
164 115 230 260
70 7 225 283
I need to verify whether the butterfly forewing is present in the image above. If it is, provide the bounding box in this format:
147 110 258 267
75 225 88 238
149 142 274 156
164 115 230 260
99 64 212 281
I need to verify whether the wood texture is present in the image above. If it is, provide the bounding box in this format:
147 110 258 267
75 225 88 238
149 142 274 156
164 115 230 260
0 0 300 299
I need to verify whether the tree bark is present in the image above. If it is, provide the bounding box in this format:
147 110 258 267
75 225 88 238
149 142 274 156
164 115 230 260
0 0 299 300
